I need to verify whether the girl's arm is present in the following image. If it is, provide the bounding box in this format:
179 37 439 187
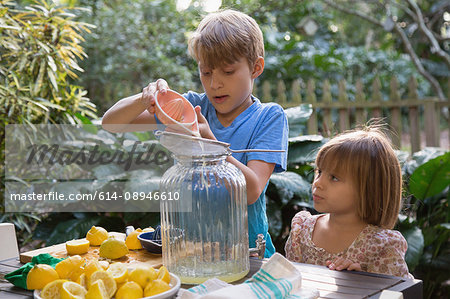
102 79 168 132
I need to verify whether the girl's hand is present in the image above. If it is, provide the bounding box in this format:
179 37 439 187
326 258 362 272
142 79 169 114
195 106 216 140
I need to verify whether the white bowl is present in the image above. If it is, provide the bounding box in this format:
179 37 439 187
34 273 181 299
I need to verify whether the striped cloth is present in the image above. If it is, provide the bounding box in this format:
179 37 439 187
177 253 319 299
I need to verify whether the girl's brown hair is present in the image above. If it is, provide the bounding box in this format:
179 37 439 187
315 124 402 229
188 9 264 69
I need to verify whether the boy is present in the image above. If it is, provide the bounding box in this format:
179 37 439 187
102 9 288 257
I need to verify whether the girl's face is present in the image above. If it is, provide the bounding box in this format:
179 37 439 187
312 166 359 216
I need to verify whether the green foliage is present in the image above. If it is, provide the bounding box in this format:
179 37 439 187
409 152 449 200
0 0 97 124
77 0 199 113
0 0 98 246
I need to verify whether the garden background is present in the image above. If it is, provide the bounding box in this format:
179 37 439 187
1 0 449 298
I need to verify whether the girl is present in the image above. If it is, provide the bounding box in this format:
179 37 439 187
285 125 412 278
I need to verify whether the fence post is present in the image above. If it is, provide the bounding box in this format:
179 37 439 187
338 79 349 131
322 79 332 137
262 81 271 103
408 76 421 153
291 79 302 105
277 80 287 106
355 79 366 127
307 79 318 134
424 99 440 147
371 76 382 119
390 76 402 149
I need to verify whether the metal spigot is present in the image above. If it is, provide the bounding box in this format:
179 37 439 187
248 234 266 259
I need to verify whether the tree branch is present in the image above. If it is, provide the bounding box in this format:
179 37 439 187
321 0 446 100
406 0 450 70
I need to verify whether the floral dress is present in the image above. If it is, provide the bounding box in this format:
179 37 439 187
285 211 412 278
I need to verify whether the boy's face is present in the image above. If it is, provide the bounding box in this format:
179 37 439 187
198 56 263 120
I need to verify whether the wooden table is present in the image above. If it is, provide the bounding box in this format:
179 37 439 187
0 256 422 299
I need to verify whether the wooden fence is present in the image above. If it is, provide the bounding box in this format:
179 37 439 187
253 76 449 153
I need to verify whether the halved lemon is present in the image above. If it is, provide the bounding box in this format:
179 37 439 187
61 281 87 299
41 279 68 299
116 281 143 299
157 265 171 284
90 270 117 298
143 279 170 297
106 262 128 283
86 279 108 299
66 239 90 255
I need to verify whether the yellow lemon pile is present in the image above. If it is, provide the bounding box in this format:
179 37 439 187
30 258 172 299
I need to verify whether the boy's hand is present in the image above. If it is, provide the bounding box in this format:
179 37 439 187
142 79 169 114
326 258 362 272
195 106 216 140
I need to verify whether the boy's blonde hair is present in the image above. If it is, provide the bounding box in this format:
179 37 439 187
315 125 402 229
188 9 264 69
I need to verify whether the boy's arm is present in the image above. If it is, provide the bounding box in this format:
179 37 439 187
102 79 168 132
226 157 275 205
194 107 275 205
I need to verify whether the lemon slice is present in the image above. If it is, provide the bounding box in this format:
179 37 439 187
116 281 143 299
86 279 108 299
61 281 87 299
26 264 59 290
66 239 90 255
128 266 157 289
106 262 128 283
90 270 117 298
157 265 171 284
41 279 68 299
144 279 171 297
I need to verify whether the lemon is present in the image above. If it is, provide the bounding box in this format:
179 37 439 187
55 255 85 280
85 279 108 299
99 236 129 259
144 279 171 297
75 273 87 290
66 239 90 255
84 260 102 283
157 265 171 284
116 281 143 299
128 266 157 289
26 264 59 290
89 270 117 298
125 229 142 250
41 279 68 299
106 262 128 283
61 281 87 299
98 260 109 270
86 226 108 246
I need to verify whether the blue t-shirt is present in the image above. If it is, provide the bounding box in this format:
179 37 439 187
183 91 289 257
